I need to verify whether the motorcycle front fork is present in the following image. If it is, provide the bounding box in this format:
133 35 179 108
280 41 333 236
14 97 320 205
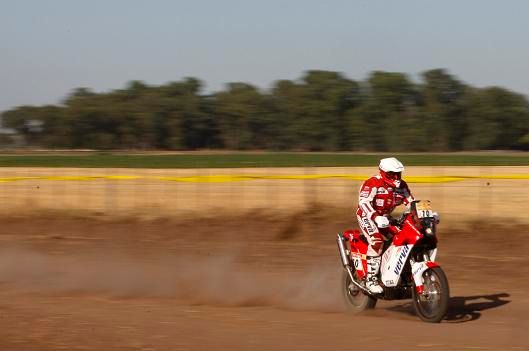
409 249 438 295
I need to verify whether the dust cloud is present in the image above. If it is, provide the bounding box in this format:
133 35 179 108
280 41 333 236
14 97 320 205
0 248 343 312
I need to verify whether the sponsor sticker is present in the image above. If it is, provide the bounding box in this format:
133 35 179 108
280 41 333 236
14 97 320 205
412 264 423 276
376 199 385 207
393 245 410 275
362 218 375 234
377 187 388 194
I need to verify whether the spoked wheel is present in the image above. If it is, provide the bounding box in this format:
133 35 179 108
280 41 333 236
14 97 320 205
412 267 449 323
341 270 377 313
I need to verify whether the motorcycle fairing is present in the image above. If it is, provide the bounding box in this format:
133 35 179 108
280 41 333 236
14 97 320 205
380 244 414 287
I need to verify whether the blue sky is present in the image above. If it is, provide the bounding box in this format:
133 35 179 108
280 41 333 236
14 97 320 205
2 0 529 111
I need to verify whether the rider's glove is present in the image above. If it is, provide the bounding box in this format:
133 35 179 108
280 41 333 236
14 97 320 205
433 212 440 224
374 216 390 228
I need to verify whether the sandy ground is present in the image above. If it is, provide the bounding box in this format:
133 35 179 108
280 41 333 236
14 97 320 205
0 209 526 350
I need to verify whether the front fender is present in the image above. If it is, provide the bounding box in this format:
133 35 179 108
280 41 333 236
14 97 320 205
411 261 440 294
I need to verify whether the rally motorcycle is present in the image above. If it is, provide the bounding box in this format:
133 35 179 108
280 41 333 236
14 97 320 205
336 200 449 323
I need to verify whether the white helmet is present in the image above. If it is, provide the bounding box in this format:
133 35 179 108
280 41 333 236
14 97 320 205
379 157 405 188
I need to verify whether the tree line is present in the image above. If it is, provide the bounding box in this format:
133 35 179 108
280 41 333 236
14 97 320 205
2 69 529 151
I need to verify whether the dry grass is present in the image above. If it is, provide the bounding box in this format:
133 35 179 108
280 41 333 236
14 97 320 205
0 166 527 225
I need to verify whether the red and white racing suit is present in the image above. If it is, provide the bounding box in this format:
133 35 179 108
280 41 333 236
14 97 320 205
356 175 414 257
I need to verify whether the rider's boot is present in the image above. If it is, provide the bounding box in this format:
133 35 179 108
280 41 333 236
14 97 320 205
366 256 383 294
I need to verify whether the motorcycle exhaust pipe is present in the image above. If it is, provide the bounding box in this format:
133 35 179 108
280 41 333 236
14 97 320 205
337 233 372 295
336 233 350 267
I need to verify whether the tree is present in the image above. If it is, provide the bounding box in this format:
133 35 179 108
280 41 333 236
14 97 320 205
419 69 467 151
271 71 361 151
299 70 360 150
2 105 67 147
2 69 528 151
463 87 529 150
214 83 266 149
355 71 417 151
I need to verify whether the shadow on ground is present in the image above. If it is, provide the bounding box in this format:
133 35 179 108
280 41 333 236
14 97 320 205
386 293 510 323
445 293 511 323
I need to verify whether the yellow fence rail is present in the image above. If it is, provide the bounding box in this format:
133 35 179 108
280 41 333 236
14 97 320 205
0 174 528 183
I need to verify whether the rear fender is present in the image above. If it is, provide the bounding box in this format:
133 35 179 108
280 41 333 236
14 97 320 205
350 251 367 278
344 229 368 279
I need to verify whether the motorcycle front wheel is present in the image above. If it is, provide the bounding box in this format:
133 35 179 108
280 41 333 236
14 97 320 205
412 266 449 323
341 269 377 313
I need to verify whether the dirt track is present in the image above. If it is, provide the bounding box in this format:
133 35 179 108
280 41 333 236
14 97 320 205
0 211 526 350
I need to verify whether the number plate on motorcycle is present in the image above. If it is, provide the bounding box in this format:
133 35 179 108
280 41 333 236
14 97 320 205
416 200 433 218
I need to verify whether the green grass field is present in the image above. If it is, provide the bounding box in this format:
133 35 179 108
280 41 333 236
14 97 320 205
0 152 529 168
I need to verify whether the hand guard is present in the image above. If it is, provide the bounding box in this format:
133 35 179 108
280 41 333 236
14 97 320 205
374 216 390 228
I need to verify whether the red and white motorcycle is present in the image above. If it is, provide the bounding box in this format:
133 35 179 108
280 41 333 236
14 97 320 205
336 200 449 323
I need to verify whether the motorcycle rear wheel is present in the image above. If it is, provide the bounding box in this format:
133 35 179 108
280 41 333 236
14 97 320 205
412 267 449 323
341 270 377 313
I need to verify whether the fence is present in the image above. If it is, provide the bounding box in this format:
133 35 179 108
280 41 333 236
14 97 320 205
0 166 527 223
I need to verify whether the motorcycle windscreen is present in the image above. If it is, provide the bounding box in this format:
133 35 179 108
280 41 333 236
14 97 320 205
380 244 414 287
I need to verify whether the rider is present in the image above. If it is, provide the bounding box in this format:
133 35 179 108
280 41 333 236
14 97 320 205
356 157 414 294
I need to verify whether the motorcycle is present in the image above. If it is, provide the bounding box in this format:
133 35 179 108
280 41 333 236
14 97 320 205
336 200 449 323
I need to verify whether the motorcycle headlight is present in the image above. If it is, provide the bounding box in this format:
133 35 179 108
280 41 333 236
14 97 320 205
421 218 436 237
